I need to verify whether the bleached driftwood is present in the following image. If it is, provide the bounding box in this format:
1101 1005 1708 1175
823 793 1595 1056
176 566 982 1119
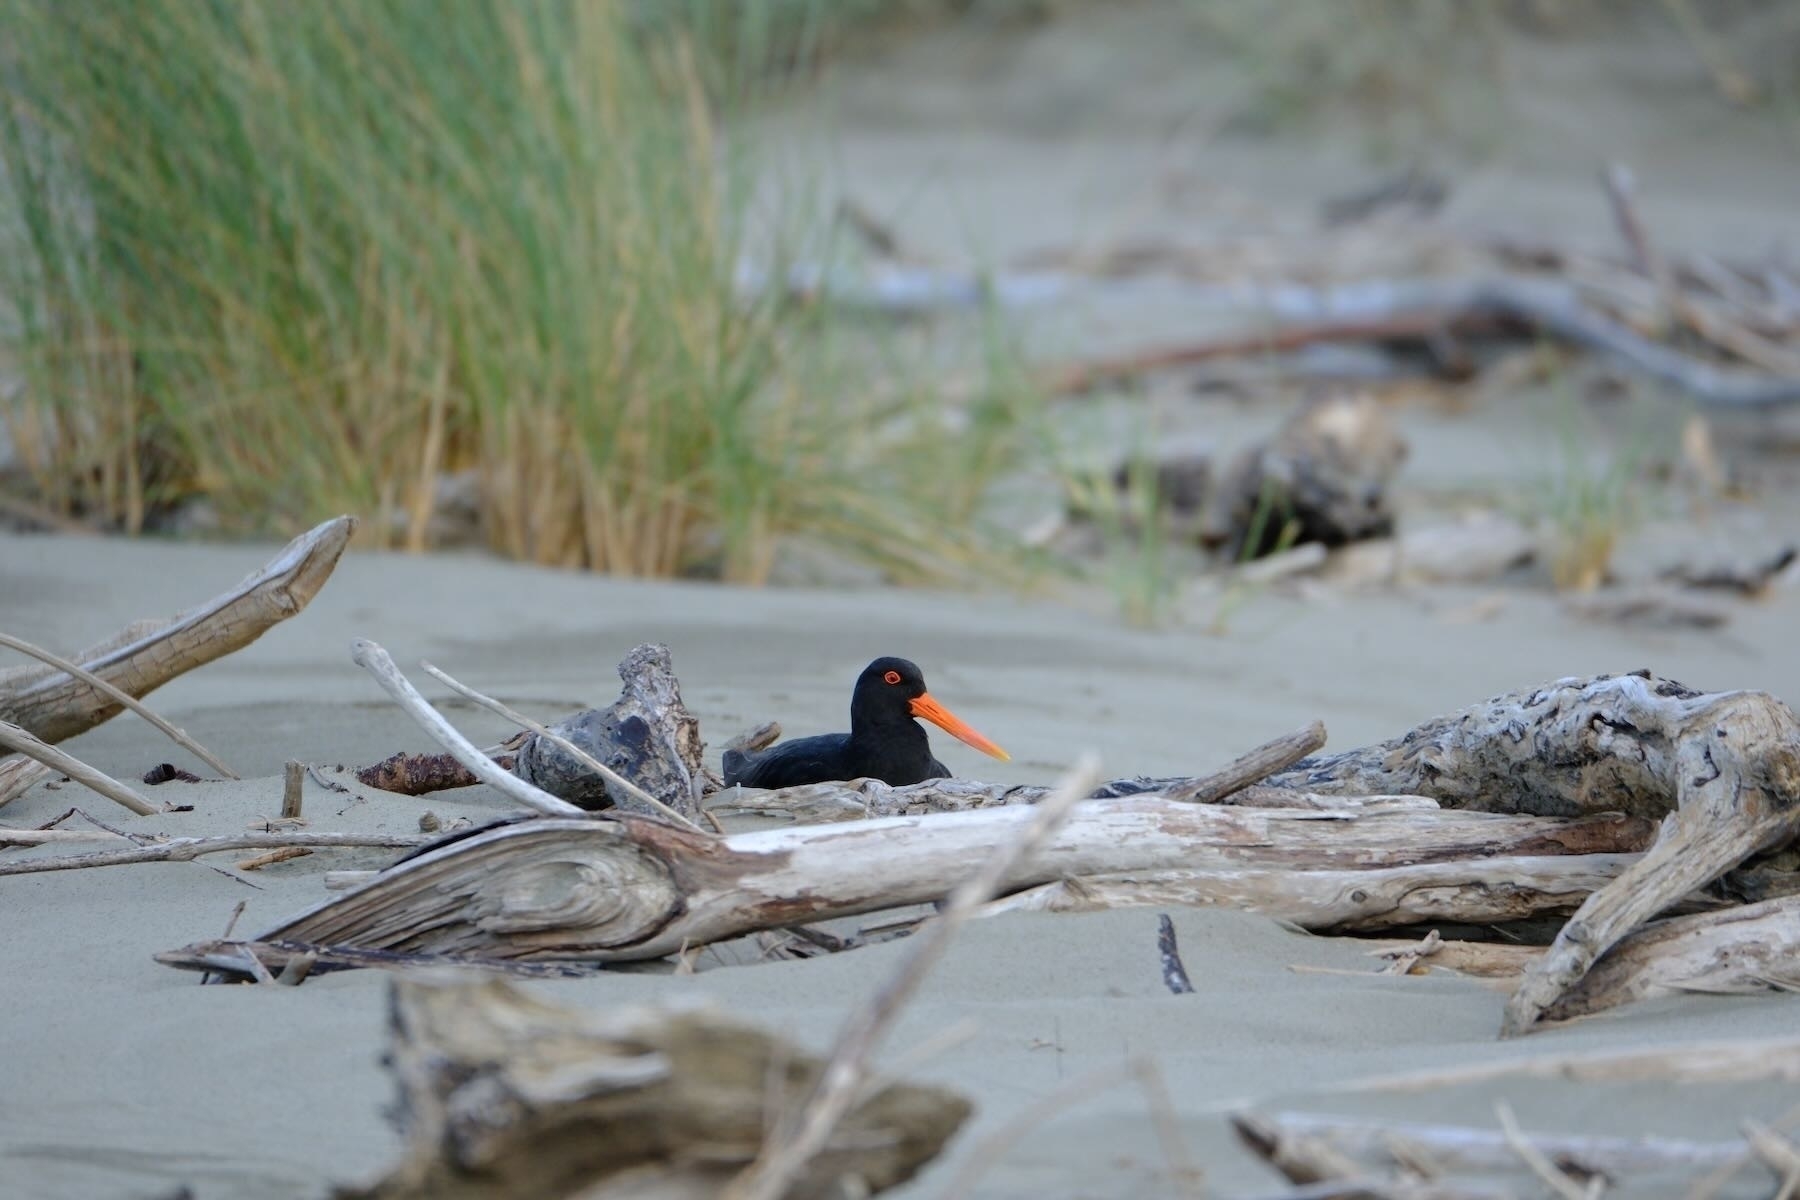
0 631 238 778
1240 1110 1747 1178
1332 1035 1800 1092
0 829 430 876
332 973 968 1200
0 758 50 808
156 802 1650 978
979 852 1643 932
0 515 355 745
0 719 159 816
1262 671 1800 1036
1543 893 1800 1023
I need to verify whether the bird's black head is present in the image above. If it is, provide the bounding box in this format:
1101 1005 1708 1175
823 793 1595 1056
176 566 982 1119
853 651 928 719
848 656 1010 762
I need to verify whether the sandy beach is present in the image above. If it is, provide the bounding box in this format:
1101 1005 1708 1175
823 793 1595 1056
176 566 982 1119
6 4 1800 1197
5 523 1800 1199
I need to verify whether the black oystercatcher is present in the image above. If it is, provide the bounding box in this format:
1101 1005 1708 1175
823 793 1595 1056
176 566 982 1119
721 656 1010 788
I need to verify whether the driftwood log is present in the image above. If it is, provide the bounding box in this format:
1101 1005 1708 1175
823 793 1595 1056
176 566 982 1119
333 973 968 1200
157 802 1651 979
0 515 355 745
1257 670 1800 1035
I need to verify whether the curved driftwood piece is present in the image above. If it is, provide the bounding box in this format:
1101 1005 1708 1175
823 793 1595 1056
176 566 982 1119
980 853 1644 932
162 802 1651 977
1262 670 1800 1036
0 757 52 810
332 973 968 1200
509 643 705 818
1244 1110 1748 1177
0 515 356 746
1543 893 1800 1023
0 719 159 816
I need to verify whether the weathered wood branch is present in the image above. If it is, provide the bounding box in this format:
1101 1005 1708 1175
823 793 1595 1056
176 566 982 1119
0 719 159 816
0 830 430 877
1543 893 1800 1023
159 801 1652 978
979 852 1644 932
0 515 355 745
1261 670 1800 1036
1246 1110 1748 1178
332 973 969 1200
0 631 238 778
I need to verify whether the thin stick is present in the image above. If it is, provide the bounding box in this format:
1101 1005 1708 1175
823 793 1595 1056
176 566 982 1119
0 828 133 845
725 753 1103 1200
240 945 277 985
0 631 240 779
1496 1101 1593 1200
0 830 428 877
418 661 701 831
0 719 158 816
1163 721 1326 802
349 640 584 818
1157 913 1196 994
237 846 312 871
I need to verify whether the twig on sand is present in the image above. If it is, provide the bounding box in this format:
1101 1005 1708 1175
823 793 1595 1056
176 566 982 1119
0 631 239 779
418 660 702 831
1496 1101 1598 1200
0 830 428 877
724 753 1103 1200
237 846 312 871
159 937 607 981
1378 929 1444 976
1163 721 1326 803
1328 1036 1800 1093
349 639 585 819
1157 913 1196 994
0 719 159 816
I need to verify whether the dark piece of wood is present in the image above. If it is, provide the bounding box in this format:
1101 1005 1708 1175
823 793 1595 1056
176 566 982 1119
355 751 504 796
511 642 704 820
1157 914 1195 995
143 763 205 785
330 973 969 1200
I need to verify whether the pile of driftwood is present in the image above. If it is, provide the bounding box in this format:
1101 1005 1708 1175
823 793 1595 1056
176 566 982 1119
6 531 1800 1196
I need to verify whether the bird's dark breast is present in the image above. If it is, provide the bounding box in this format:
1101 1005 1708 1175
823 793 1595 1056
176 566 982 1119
721 732 949 789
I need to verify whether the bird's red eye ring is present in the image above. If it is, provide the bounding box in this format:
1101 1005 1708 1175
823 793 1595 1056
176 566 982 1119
883 670 902 685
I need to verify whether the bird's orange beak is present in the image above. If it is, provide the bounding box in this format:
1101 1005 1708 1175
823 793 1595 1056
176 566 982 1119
909 692 1011 762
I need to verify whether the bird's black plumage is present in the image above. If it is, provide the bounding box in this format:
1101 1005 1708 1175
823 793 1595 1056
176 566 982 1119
721 656 1008 789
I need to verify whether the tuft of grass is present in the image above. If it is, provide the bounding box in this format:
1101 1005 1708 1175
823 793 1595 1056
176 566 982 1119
1530 380 1651 594
0 0 1022 585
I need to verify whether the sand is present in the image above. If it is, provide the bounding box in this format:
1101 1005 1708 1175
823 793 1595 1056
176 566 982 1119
8 5 1800 1197
5 526 1800 1199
